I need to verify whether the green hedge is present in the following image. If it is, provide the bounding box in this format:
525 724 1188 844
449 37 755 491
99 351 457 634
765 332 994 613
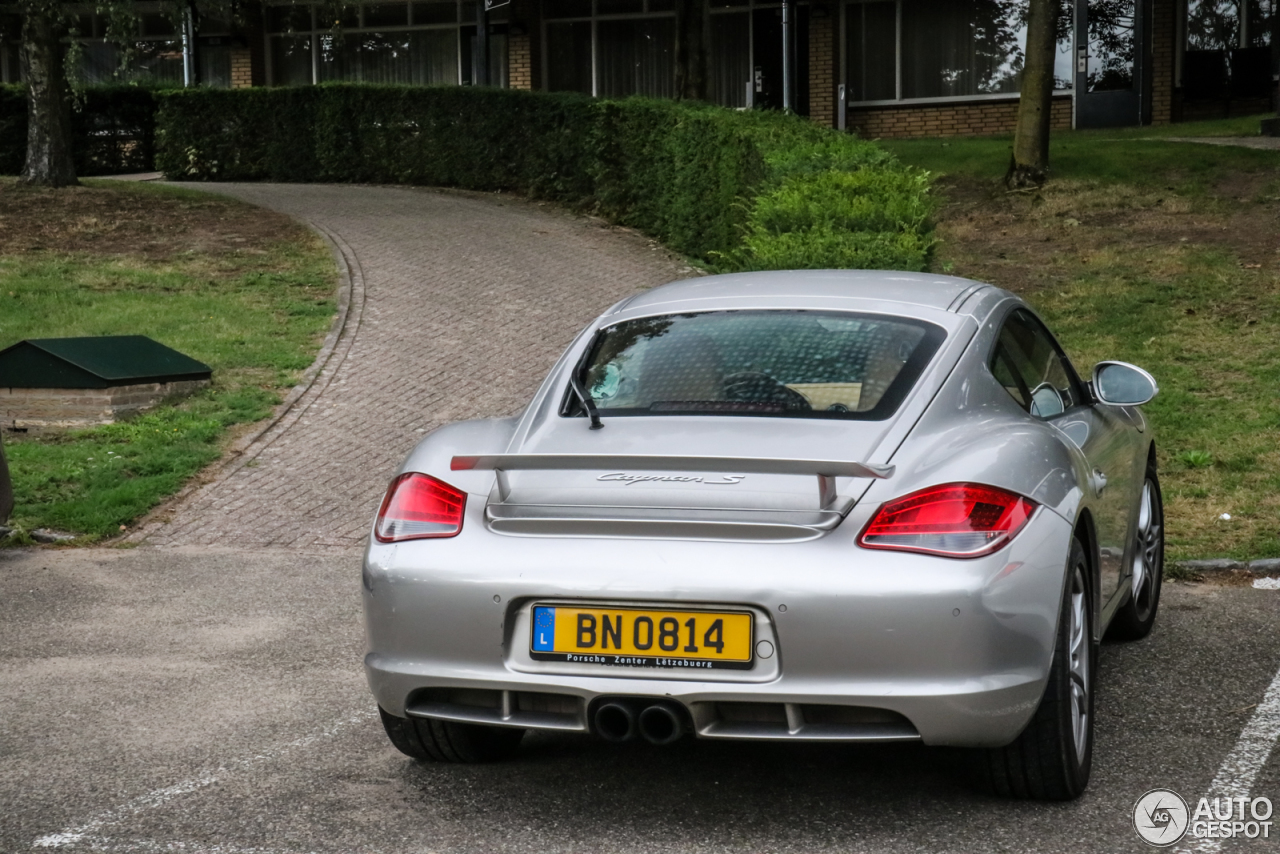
0 84 163 177
155 84 934 271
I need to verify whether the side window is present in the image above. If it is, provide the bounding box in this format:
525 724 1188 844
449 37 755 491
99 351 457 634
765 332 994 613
991 345 1031 409
990 309 1081 419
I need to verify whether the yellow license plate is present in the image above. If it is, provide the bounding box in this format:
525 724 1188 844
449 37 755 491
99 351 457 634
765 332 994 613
530 605 754 670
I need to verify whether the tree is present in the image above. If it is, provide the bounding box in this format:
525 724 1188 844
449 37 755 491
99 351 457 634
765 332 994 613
3 0 240 187
674 0 709 102
1006 0 1059 189
14 1 77 186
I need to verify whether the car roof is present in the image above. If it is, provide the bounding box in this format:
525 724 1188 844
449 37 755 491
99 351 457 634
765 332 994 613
605 270 1010 325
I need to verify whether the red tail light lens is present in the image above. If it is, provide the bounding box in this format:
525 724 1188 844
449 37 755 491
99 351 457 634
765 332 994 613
375 473 466 542
858 483 1037 558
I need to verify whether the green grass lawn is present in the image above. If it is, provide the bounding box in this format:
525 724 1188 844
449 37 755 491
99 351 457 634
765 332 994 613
0 179 335 542
880 115 1280 562
882 115 1280 191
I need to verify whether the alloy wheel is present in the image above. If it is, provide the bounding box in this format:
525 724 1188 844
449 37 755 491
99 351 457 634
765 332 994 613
1129 480 1162 620
1068 566 1090 764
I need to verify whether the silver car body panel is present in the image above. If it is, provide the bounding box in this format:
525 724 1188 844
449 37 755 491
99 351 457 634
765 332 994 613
364 271 1155 748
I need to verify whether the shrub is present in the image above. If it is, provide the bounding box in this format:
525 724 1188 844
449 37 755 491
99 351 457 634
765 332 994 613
153 85 934 271
0 84 164 176
154 87 321 182
158 86 591 188
590 99 765 259
733 225 935 272
730 168 935 270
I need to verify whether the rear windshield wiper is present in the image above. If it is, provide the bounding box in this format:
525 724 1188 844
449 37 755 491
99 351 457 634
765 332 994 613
569 375 604 430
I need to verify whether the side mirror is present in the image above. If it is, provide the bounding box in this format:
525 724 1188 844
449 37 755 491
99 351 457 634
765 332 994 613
1092 361 1158 406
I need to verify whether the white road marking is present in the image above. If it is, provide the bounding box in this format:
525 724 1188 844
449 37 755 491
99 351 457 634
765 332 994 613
43 836 327 854
32 711 374 850
65 836 367 854
1178 662 1280 853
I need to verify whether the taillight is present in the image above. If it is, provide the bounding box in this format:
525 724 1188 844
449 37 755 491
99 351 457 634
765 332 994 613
858 483 1037 558
374 473 466 542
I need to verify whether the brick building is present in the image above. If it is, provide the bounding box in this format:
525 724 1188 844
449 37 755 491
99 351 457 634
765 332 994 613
1 1 1275 137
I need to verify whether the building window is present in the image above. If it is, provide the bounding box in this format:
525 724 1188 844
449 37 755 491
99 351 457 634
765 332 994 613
1085 0 1135 92
902 1 1023 98
1182 0 1274 49
271 35 313 86
72 8 185 86
709 10 750 107
845 2 896 101
2 39 18 84
1187 0 1239 50
1183 0 1274 98
266 0 506 87
198 45 232 87
0 12 15 83
546 21 593 93
464 27 508 87
842 0 1074 105
707 0 814 112
1247 0 1275 47
543 0 675 98
597 17 674 97
1184 0 1276 53
0 5 234 86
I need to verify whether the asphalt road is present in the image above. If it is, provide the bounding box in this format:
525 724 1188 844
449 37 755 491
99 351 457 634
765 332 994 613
3 545 1278 854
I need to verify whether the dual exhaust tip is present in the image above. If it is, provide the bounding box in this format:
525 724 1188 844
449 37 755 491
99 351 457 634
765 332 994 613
593 698 685 746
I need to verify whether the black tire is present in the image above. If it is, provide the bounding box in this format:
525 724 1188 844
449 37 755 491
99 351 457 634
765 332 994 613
1107 463 1164 641
379 707 525 763
971 538 1095 800
380 706 430 760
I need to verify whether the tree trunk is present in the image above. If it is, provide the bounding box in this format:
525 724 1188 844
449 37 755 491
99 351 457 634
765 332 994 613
20 7 78 187
674 0 710 101
1005 0 1058 190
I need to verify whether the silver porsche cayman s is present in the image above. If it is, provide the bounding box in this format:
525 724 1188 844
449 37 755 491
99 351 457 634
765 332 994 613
363 271 1164 801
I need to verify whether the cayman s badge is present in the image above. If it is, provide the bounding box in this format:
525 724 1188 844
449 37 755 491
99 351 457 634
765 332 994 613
597 473 746 486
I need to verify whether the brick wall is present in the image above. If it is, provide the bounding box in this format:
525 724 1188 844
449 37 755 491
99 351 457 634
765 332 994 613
847 95 1073 139
2 380 210 432
231 47 253 89
1151 0 1175 125
808 4 835 127
509 33 533 89
508 0 538 90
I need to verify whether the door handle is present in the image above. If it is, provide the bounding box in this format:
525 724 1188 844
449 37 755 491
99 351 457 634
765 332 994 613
1090 469 1108 497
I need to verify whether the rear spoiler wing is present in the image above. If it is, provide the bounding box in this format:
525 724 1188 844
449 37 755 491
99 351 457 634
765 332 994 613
451 454 893 479
451 454 893 508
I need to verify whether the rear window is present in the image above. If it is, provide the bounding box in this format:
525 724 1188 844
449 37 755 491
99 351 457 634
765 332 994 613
565 310 946 421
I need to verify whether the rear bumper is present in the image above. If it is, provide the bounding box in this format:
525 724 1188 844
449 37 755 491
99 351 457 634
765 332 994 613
362 501 1074 748
365 665 1046 746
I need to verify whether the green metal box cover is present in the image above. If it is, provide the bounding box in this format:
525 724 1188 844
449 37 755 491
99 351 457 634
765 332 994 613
0 336 212 390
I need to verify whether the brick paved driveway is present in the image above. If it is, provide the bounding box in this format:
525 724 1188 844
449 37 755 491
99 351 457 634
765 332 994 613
139 184 692 549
